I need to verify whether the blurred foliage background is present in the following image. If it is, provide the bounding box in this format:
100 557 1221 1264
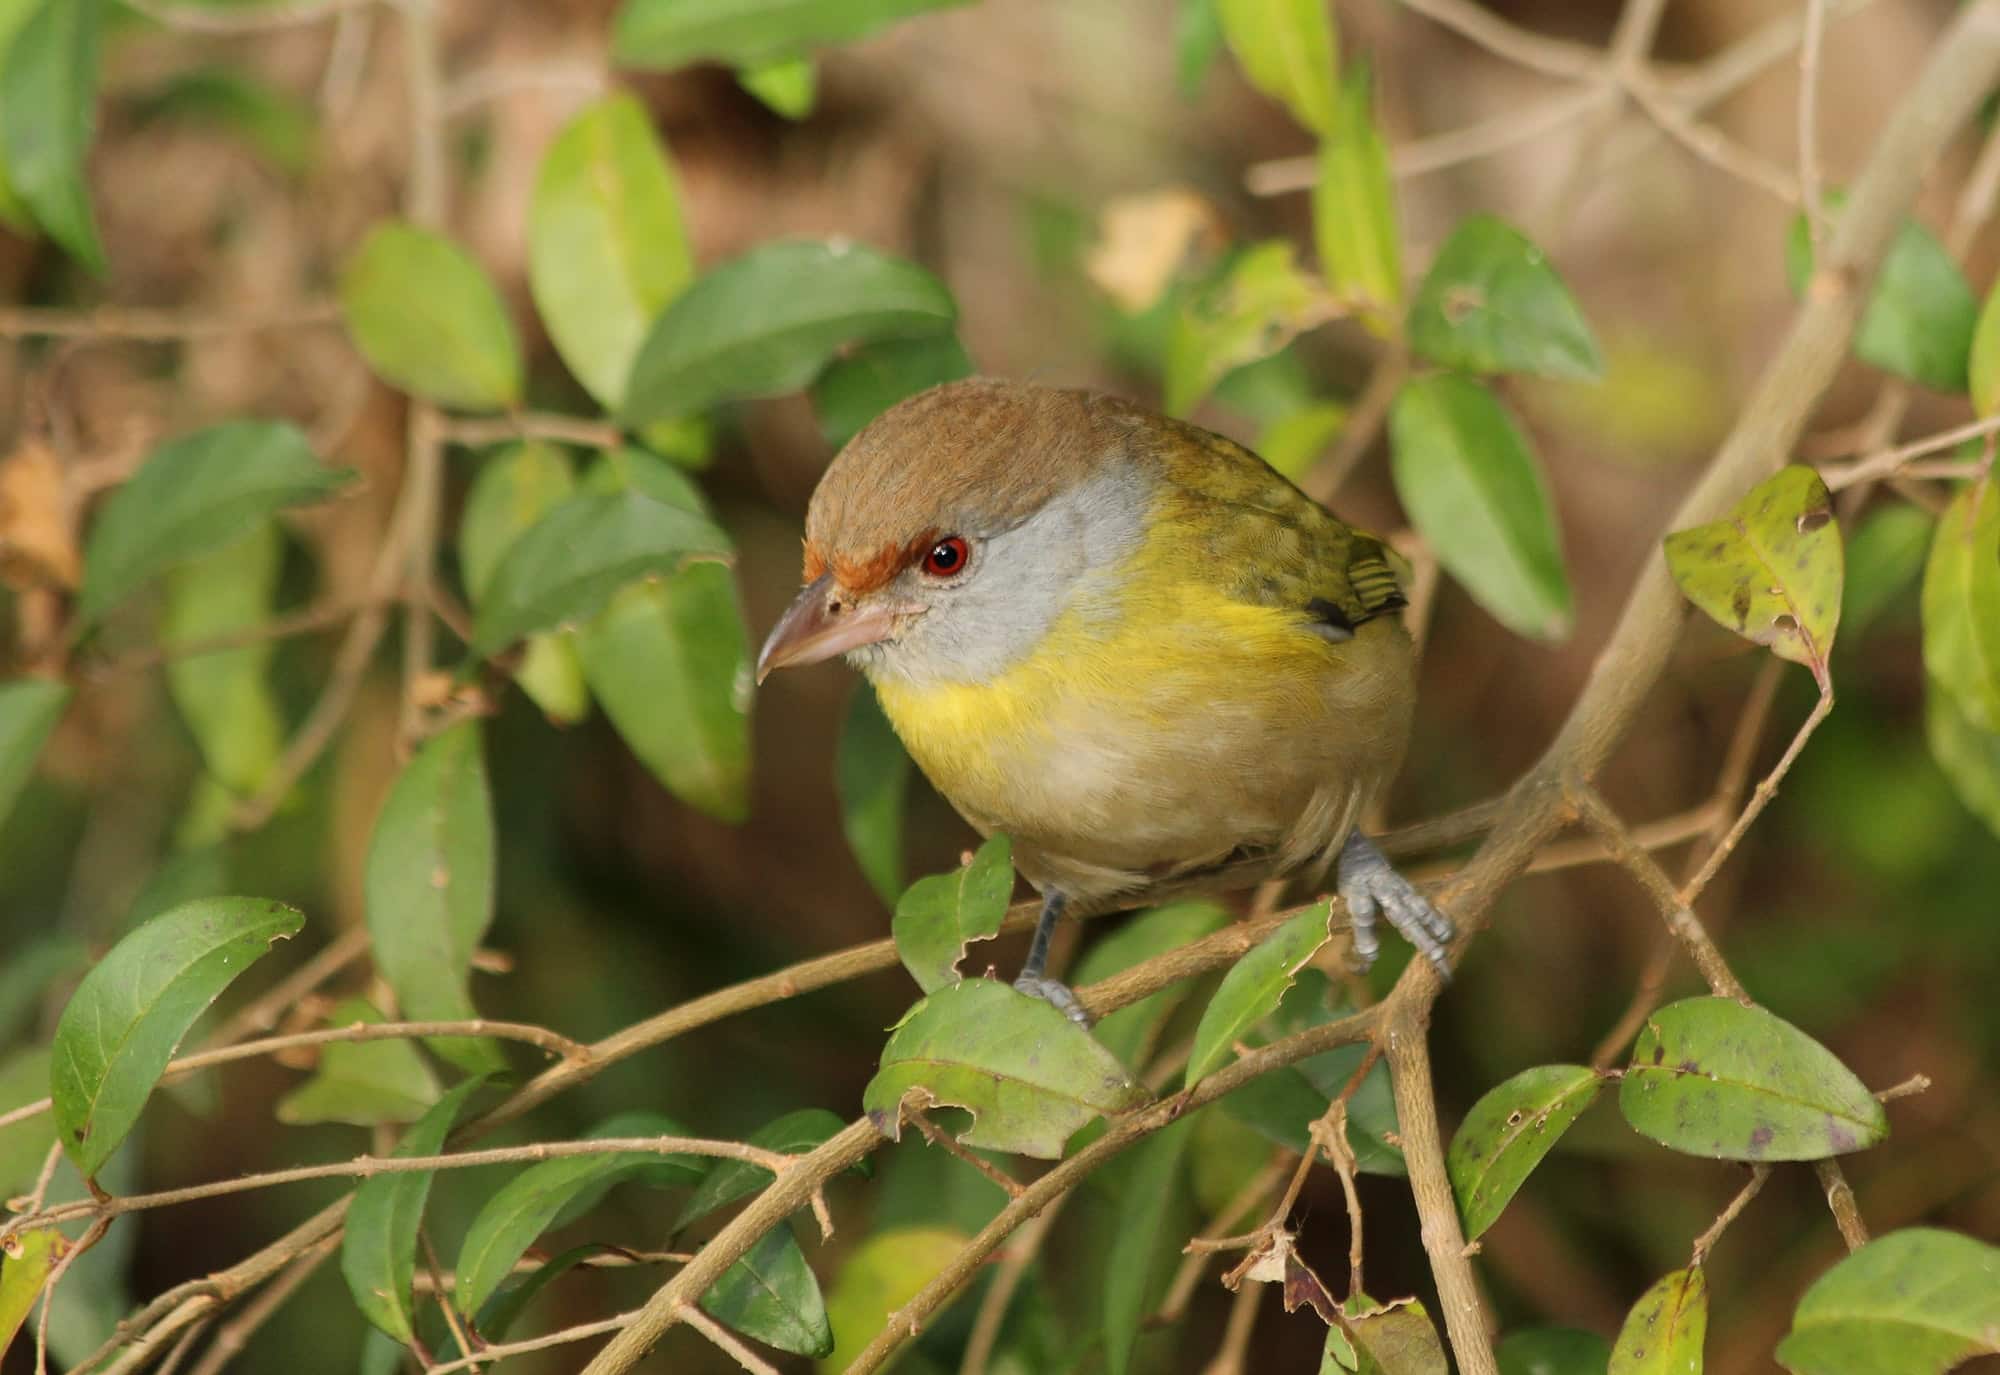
2 1 1998 1372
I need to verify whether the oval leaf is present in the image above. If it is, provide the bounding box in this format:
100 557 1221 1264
1313 63 1401 333
1971 279 2000 417
1104 1115 1195 1375
340 221 522 410
1390 372 1573 640
1216 0 1338 135
700 1222 833 1358
811 334 973 451
0 678 68 834
836 682 912 907
890 833 1014 994
1497 1326 1613 1375
863 978 1147 1159
51 897 303 1177
530 92 692 410
454 1111 702 1318
1920 479 2000 732
163 522 285 798
1074 900 1232 1072
613 0 970 69
1610 1268 1706 1375
341 1076 486 1343
1665 466 1842 686
1841 502 1933 642
1409 215 1601 380
77 420 350 627
1165 240 1330 418
1928 676 2000 838
1619 996 1886 1161
622 238 957 425
470 486 731 656
1787 204 1976 392
676 1107 857 1234
459 441 589 724
1776 1228 2000 1375
820 1227 968 1373
577 564 752 823
363 722 503 1074
0 0 103 271
1185 901 1331 1088
274 999 440 1128
1447 1064 1603 1240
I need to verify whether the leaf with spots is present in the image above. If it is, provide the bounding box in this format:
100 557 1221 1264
1446 1064 1603 1240
1776 1228 2000 1375
1408 215 1601 381
889 834 1015 994
51 897 303 1178
1610 1267 1706 1375
0 1228 64 1362
1185 900 1331 1088
1327 1294 1449 1375
1920 478 2000 732
1618 997 1886 1162
863 978 1147 1160
1664 465 1843 688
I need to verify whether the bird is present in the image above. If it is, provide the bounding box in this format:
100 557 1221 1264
757 378 1452 1023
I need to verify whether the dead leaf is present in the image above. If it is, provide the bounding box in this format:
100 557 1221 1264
0 440 81 591
1086 186 1228 313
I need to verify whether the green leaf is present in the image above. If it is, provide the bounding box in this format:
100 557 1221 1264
1256 400 1348 482
811 334 973 451
454 1111 703 1318
529 92 692 410
1176 0 1224 94
51 897 303 1177
341 1076 486 1343
0 0 39 234
1313 63 1401 333
0 1049 57 1197
363 722 503 1074
676 1107 858 1234
339 221 522 410
1216 0 1338 135
274 999 440 1128
463 1244 616 1347
163 521 284 797
700 1222 833 1358
1664 465 1843 687
1390 372 1573 641
1446 1064 1603 1240
1103 1116 1194 1375
819 1227 967 1373
0 938 84 1046
1497 1327 1613 1375
469 487 732 656
613 0 970 69
1619 996 1886 1161
1408 215 1601 380
1073 901 1231 1071
1164 241 1330 418
836 681 912 906
0 1228 64 1362
1185 901 1331 1087
1776 1228 2000 1375
1841 503 1933 641
864 978 1148 1159
0 0 104 271
890 834 1015 994
1971 278 2000 416
1253 971 1404 1176
1787 204 1976 392
0 678 68 834
1609 1268 1706 1375
458 441 588 724
1927 676 2000 838
77 420 350 628
622 238 957 425
739 56 816 118
1334 1296 1450 1375
577 565 752 822
1920 479 2000 732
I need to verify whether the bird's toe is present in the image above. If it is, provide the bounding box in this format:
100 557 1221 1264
1012 975 1094 1028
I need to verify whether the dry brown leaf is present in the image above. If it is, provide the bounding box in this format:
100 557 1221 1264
0 439 81 591
1085 186 1228 313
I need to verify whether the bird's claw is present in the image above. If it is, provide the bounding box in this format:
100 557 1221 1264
1012 975 1094 1027
1337 832 1455 979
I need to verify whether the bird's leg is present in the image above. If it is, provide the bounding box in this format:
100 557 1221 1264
1012 890 1091 1026
1336 831 1455 978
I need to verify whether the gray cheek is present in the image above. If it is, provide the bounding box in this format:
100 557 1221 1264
868 468 1153 688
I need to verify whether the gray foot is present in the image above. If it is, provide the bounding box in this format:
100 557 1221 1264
1337 831 1455 978
1013 975 1093 1027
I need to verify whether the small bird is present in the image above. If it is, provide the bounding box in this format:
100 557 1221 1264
758 379 1452 1021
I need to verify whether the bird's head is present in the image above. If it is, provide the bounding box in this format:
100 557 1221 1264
756 378 1156 689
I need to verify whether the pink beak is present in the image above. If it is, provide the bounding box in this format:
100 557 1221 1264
756 575 900 684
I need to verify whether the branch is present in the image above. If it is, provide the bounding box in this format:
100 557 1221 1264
0 302 340 340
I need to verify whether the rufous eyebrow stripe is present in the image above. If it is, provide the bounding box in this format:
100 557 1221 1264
800 530 941 596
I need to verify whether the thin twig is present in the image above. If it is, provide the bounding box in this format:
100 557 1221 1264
1155 1157 1288 1327
679 1304 781 1375
1800 0 1830 243
441 413 626 451
1690 1166 1771 1264
1197 1281 1263 1375
1678 687 1835 906
958 1195 1072 1375
92 598 382 675
442 61 607 119
423 1310 641 1375
1821 413 2000 489
907 1103 1026 1198
184 1238 338 1375
0 302 340 340
1396 0 1603 80
1626 75 1802 205
423 1233 483 1374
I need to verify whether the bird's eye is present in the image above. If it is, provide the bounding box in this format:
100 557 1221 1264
922 536 970 578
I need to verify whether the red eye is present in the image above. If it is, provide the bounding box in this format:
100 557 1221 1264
922 536 969 578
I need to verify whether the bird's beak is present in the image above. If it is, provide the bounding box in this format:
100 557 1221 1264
756 574 899 684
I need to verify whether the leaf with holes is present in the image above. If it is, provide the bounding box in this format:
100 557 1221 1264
1164 240 1331 418
0 1228 64 1362
1313 63 1401 334
274 999 440 1128
1619 997 1885 1161
675 1107 863 1234
1497 1326 1613 1375
699 1222 833 1357
1447 1064 1603 1240
0 678 67 834
1920 478 2000 732
836 682 913 907
613 0 970 69
51 898 303 1178
1664 465 1843 687
623 238 957 425
1409 215 1600 380
890 834 1015 994
1609 1268 1706 1375
1328 1295 1449 1375
364 722 503 1074
1215 0 1338 135
1185 901 1331 1087
341 1076 486 1343
1787 203 1975 392
458 442 588 724
0 0 103 270
864 979 1147 1159
340 221 522 410
1776 1228 2000 1375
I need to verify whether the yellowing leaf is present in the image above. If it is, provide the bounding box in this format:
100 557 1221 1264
1920 478 2000 731
1313 64 1401 334
1610 1268 1706 1375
